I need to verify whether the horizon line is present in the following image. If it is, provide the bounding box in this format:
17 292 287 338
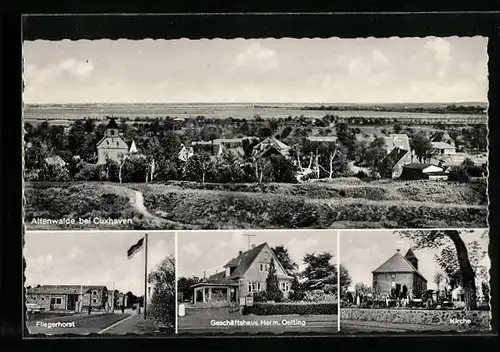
23 101 488 105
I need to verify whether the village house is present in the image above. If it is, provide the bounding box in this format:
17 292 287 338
252 137 291 159
26 285 108 312
44 155 67 168
400 163 448 180
190 243 293 305
96 118 139 165
306 136 338 143
381 133 413 179
430 141 456 156
372 249 427 299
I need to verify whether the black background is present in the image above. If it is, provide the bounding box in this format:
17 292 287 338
1 2 499 352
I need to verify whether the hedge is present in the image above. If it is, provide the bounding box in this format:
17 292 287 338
242 302 338 316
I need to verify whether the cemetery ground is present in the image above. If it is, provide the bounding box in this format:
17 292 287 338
25 177 487 230
178 306 338 334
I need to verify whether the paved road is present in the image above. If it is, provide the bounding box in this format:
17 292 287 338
26 311 133 335
340 320 484 333
179 308 338 334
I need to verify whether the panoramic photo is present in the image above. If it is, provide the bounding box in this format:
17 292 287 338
339 229 491 333
23 37 488 230
176 230 340 334
24 231 176 336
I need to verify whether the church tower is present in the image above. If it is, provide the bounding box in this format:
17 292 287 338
106 118 120 137
404 248 418 271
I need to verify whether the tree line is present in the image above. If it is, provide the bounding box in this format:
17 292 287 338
24 116 487 184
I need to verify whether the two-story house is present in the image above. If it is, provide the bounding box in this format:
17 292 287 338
26 285 108 312
190 242 293 305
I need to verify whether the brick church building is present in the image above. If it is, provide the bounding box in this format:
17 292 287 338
372 249 427 299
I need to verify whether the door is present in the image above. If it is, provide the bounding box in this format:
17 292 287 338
67 294 76 311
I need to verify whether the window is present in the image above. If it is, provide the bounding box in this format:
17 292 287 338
50 297 62 305
259 264 264 272
93 298 97 304
110 130 115 136
248 282 253 293
92 290 97 296
257 282 261 291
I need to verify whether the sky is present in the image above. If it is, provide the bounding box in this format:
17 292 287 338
23 37 488 104
177 230 338 278
340 229 490 291
24 231 175 296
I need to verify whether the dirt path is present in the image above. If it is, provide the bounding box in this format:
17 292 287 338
100 183 196 229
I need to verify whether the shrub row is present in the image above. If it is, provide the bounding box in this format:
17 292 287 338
142 191 487 229
242 302 338 316
148 180 484 205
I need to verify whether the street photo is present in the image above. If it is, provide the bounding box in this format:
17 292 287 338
338 229 491 333
23 231 176 336
23 37 487 230
176 230 340 335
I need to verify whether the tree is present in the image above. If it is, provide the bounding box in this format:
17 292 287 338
433 272 444 299
301 252 335 291
397 230 479 310
271 245 298 274
184 152 212 183
265 259 284 302
148 255 176 329
393 124 403 133
288 276 305 301
177 276 201 302
410 132 432 162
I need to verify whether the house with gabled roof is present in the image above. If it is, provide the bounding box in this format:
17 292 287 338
190 242 293 305
96 118 139 164
252 137 291 159
372 249 427 299
26 285 108 312
381 134 413 179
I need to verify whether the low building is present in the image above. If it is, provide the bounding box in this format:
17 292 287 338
190 242 293 305
26 285 108 312
252 137 291 159
431 141 456 156
306 136 338 143
372 249 427 299
400 163 448 180
44 155 66 168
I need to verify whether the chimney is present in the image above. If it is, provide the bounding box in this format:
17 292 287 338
203 271 206 279
251 244 256 249
396 249 400 252
238 250 243 256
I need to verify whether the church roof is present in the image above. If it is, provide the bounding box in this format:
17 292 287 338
107 118 119 129
372 250 427 281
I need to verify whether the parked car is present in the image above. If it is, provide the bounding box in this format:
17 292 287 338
26 303 45 313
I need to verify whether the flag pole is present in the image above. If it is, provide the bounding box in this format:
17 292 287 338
144 233 148 320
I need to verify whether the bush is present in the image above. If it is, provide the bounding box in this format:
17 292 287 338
74 162 100 181
252 291 267 303
303 289 337 303
243 302 338 315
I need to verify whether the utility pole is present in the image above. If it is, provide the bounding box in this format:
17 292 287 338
243 234 256 250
